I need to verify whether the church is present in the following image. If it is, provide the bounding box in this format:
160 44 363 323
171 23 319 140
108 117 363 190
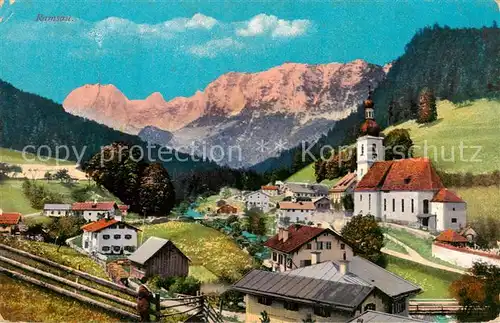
353 91 466 232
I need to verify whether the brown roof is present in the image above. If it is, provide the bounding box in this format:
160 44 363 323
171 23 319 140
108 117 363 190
278 201 315 210
261 185 279 190
431 188 465 203
72 201 118 211
435 229 468 243
330 172 357 193
264 225 344 253
217 205 238 213
81 219 139 233
356 158 444 192
0 212 22 225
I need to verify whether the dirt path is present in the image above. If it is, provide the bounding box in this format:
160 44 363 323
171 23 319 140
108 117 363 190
382 234 466 275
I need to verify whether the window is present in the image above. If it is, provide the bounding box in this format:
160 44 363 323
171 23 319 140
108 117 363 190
102 234 110 240
326 242 332 249
451 218 457 223
102 246 110 252
340 243 345 250
452 207 456 211
316 242 323 250
278 254 283 265
58 211 61 215
361 144 364 156
284 301 299 311
124 246 135 252
394 299 406 313
401 199 405 212
314 307 331 318
125 234 132 240
51 211 54 215
272 252 277 261
364 303 376 311
257 297 272 306
384 199 387 211
88 212 92 216
368 194 371 210
84 241 89 248
112 246 121 252
360 194 363 202
118 224 125 229
392 199 395 212
306 243 312 250
114 234 121 239
372 143 377 159
411 199 415 213
301 259 312 266
423 199 429 214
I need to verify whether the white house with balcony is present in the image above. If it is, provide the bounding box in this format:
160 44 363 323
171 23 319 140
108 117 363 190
72 201 124 222
81 218 139 255
244 191 271 213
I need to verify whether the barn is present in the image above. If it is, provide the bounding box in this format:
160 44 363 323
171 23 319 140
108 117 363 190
128 237 190 280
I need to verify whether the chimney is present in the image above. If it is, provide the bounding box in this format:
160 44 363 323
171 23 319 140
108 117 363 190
282 229 289 242
339 260 349 275
278 228 283 241
0 209 3 215
93 198 97 205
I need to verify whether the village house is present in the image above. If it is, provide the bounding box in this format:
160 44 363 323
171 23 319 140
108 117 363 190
72 201 124 222
81 218 139 255
459 226 478 243
264 225 354 272
0 211 23 235
233 257 421 322
244 191 271 213
43 204 72 217
128 237 189 280
313 196 331 211
434 229 469 247
283 183 329 199
217 204 238 214
277 201 315 228
261 185 279 196
329 172 357 205
353 92 466 232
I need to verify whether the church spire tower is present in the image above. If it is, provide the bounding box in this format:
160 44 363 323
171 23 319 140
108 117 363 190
356 87 385 181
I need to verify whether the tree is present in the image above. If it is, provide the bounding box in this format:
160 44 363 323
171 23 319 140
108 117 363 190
244 208 267 236
0 163 21 179
341 194 354 211
450 262 500 321
221 188 232 199
168 276 201 296
53 168 71 183
314 160 327 183
417 87 438 123
47 216 86 252
138 163 176 217
44 171 52 182
383 129 414 160
341 214 385 266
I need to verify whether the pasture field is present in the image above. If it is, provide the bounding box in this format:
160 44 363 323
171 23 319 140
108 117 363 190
140 222 254 282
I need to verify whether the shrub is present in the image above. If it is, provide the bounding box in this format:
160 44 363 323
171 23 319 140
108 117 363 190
168 276 201 296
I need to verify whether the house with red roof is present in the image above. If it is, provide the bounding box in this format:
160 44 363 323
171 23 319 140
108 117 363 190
0 211 23 235
329 172 357 205
81 217 139 255
353 92 466 232
261 185 279 196
72 201 125 222
264 225 354 272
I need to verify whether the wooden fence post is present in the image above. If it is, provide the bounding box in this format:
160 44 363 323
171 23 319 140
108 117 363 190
154 293 161 322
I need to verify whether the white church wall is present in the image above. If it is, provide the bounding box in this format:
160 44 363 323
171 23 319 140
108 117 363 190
432 202 466 231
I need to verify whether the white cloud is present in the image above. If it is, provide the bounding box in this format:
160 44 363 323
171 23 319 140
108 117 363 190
236 14 311 38
87 13 218 44
189 37 243 58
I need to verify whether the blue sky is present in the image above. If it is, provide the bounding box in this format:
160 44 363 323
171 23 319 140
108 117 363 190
0 0 498 103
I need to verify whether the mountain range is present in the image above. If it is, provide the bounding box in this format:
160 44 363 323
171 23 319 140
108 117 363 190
63 59 388 167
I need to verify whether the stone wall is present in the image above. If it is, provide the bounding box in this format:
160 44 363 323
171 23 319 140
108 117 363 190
432 243 500 268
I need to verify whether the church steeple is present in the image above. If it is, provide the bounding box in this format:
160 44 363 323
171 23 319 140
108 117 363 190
356 86 384 181
360 87 381 137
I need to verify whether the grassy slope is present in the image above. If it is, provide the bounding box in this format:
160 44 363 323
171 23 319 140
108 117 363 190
0 276 119 322
384 99 500 174
383 239 409 255
0 147 74 165
453 186 500 225
385 255 459 299
286 164 340 186
140 222 254 281
0 179 121 214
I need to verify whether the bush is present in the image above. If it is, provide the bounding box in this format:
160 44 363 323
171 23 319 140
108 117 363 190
169 276 201 296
